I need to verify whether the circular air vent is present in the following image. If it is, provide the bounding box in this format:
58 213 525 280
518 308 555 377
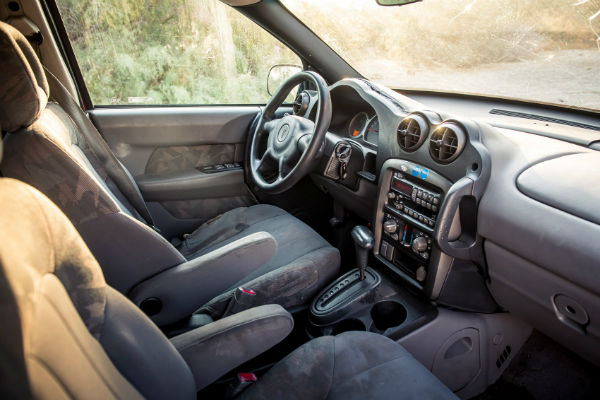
397 114 428 152
293 92 310 115
429 123 467 164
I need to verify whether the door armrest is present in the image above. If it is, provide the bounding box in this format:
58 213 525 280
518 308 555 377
136 169 247 201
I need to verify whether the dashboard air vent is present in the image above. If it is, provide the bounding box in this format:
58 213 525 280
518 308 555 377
293 92 309 115
397 114 428 152
429 123 466 163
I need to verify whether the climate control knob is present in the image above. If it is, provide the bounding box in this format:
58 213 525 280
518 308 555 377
383 219 398 234
412 236 428 252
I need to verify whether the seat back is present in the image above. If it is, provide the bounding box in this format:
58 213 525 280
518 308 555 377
0 22 185 294
0 178 195 399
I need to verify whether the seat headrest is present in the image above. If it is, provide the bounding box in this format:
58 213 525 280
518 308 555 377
0 21 49 133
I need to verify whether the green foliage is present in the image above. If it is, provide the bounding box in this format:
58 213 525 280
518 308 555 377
57 0 600 108
57 0 300 105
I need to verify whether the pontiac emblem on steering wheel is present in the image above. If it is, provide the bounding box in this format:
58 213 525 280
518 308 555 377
277 124 290 142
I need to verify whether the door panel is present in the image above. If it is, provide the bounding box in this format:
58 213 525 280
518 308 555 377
89 106 260 237
89 106 259 175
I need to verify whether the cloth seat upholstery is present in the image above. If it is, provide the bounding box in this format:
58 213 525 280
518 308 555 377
0 177 457 400
0 21 340 319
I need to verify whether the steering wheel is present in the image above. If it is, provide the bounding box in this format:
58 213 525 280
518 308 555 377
250 71 332 194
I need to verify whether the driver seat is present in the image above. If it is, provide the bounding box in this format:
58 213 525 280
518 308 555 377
0 22 340 323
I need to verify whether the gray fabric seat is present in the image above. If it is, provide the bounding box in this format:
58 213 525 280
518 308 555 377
0 21 339 321
180 204 340 315
0 177 457 400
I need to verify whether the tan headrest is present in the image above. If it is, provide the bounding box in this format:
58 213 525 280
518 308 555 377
0 21 49 133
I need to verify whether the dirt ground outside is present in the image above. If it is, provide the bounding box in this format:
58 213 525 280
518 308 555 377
364 49 600 111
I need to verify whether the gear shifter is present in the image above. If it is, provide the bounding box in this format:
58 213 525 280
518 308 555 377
351 225 374 281
310 225 380 328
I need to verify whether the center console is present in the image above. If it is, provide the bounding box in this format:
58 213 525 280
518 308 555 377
307 159 454 339
374 159 452 293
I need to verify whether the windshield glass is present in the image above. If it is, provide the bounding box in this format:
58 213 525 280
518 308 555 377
282 0 600 111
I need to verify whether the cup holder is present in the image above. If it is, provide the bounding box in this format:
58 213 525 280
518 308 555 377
307 318 367 338
331 319 367 335
370 301 407 331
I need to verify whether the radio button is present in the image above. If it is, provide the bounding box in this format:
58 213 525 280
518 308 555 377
432 205 438 212
433 197 440 205
387 192 396 200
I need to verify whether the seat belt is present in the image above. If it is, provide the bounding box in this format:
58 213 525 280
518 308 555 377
44 68 159 232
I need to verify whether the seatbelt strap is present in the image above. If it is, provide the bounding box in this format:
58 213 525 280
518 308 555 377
44 68 158 231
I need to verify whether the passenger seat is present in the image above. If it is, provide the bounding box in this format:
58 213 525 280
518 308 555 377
0 177 457 399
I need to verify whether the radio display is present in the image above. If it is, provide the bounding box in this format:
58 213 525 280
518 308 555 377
393 179 413 196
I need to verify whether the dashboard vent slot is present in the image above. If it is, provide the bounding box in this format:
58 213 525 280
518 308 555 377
429 123 466 163
490 109 600 132
397 114 428 152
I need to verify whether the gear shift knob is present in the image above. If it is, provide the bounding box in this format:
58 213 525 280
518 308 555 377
351 225 374 280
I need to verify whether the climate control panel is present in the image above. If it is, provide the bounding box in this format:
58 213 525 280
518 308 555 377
380 213 433 282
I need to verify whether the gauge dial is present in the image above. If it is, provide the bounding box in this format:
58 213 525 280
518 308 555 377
364 117 379 145
348 112 369 138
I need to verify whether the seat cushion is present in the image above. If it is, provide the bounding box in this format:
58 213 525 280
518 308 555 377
240 331 458 400
178 204 340 316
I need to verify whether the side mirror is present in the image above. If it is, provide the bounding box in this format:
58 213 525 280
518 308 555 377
376 0 422 6
267 64 302 97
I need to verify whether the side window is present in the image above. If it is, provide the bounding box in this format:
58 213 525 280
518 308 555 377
55 0 301 105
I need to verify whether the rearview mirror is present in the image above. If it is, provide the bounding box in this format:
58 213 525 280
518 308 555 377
267 64 302 96
376 0 422 6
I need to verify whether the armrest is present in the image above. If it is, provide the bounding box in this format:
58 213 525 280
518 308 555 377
136 169 247 201
129 232 277 326
170 304 294 390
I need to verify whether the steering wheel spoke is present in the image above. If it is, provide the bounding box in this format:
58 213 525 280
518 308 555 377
298 134 311 153
257 148 273 170
278 156 291 180
263 119 277 134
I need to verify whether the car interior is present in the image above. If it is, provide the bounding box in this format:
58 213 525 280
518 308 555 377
0 0 599 399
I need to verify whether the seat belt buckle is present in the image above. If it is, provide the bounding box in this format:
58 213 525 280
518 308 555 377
223 287 256 317
224 372 257 399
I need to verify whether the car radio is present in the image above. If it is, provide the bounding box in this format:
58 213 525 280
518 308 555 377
376 163 449 285
387 173 442 228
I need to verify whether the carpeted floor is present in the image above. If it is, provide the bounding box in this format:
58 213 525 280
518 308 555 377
476 331 600 400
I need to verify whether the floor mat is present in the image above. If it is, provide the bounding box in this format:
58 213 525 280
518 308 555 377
476 330 600 400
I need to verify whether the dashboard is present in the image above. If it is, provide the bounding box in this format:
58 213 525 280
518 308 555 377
300 78 600 367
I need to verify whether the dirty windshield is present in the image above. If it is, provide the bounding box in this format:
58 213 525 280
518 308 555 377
282 0 600 111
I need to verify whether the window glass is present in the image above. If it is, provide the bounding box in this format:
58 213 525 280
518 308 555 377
282 0 600 111
56 0 301 105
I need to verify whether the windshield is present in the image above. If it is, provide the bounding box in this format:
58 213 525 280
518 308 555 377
282 0 600 111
